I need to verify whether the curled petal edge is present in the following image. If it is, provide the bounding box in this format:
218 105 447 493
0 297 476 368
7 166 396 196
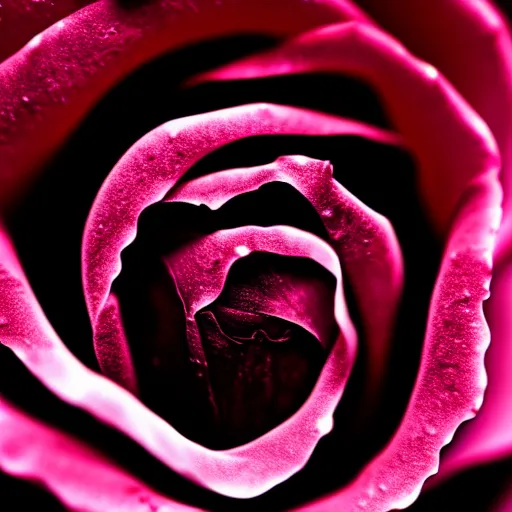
167 154 403 395
0 397 199 512
0 221 356 498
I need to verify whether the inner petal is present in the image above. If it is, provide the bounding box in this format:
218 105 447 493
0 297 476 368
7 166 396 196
193 253 337 448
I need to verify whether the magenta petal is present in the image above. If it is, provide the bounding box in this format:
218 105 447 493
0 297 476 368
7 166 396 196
0 0 367 208
431 258 512 484
358 0 512 264
0 398 199 512
292 174 501 510
93 292 139 395
0 220 355 498
0 0 95 62
197 21 500 234
167 154 403 393
82 103 401 346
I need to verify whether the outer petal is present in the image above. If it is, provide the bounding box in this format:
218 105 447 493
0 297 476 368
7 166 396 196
0 0 368 207
0 0 96 62
167 155 403 394
0 398 199 512
357 0 512 261
354 0 512 482
294 173 501 511
196 22 500 235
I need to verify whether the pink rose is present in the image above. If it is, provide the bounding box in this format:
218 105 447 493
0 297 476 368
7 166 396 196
0 1 510 510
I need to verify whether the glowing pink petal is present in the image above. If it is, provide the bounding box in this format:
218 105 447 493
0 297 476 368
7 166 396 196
0 0 366 208
354 0 512 483
1 220 356 498
167 154 403 394
429 258 512 485
0 0 95 62
0 398 199 512
82 103 400 350
196 22 500 234
293 173 501 510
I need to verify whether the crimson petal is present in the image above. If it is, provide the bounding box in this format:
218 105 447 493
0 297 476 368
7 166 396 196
195 21 500 235
194 20 503 509
0 0 367 208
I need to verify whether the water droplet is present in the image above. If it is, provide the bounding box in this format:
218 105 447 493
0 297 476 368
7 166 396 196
235 245 250 257
322 208 333 218
423 424 437 435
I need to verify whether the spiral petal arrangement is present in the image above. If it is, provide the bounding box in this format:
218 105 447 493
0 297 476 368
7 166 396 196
0 1 510 512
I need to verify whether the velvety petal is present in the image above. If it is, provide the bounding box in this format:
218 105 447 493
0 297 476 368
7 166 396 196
167 154 403 394
357 0 512 263
293 171 501 510
195 21 500 235
194 21 504 510
0 0 95 62
353 0 512 482
0 220 356 498
0 0 367 208
428 258 512 485
0 398 199 512
82 103 401 394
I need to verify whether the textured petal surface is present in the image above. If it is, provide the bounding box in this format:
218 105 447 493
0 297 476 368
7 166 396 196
0 0 95 62
0 220 356 498
197 22 500 235
195 20 504 510
0 398 199 512
293 171 501 511
355 0 512 482
358 0 512 262
0 0 366 208
167 155 403 394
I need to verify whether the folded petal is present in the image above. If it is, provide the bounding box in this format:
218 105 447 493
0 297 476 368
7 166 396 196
168 154 403 395
294 166 501 511
0 0 366 207
196 21 500 234
82 103 400 372
0 397 199 512
357 0 512 262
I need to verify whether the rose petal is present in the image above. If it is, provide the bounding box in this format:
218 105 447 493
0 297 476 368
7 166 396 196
0 0 95 62
0 0 368 207
1 218 357 498
292 171 501 510
354 0 512 482
191 20 504 509
357 0 512 263
195 21 500 234
0 397 199 512
167 154 403 394
82 103 401 393
165 224 356 446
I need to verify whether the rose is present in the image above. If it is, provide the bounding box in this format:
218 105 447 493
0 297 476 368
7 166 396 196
0 1 510 511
